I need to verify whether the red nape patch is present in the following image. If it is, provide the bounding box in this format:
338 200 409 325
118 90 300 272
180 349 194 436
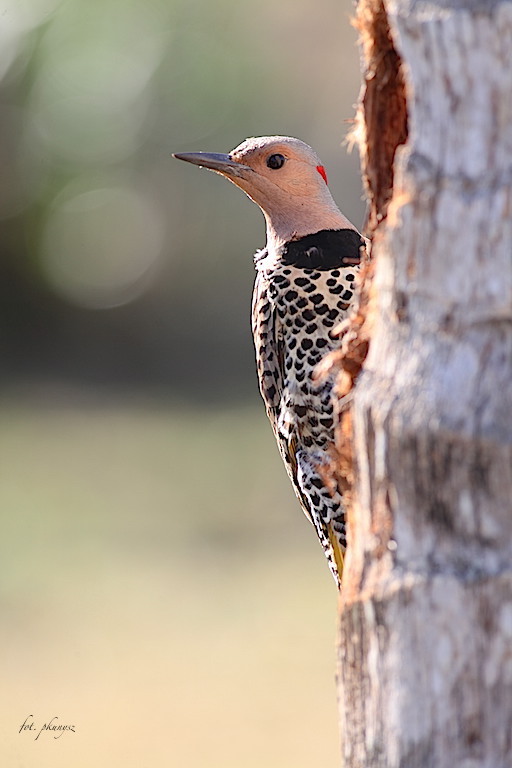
316 165 328 184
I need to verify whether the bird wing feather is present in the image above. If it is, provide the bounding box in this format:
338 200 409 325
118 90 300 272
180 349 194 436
251 271 283 416
252 272 313 523
252 270 344 585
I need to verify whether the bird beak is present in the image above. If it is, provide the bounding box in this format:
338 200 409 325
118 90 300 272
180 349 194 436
172 152 252 178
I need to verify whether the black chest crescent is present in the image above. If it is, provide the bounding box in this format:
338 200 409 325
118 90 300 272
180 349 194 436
279 228 365 270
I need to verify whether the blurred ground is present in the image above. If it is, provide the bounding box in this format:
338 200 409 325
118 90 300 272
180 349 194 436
1 401 339 767
0 0 363 764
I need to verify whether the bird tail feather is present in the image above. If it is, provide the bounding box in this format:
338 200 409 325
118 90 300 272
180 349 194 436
328 524 344 586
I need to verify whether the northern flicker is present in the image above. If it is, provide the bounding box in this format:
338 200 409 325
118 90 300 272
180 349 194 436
174 136 364 588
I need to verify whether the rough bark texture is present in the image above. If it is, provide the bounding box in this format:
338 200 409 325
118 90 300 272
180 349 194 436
355 0 409 230
336 0 512 766
326 0 408 515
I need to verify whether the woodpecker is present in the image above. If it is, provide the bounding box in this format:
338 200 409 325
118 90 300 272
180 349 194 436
174 136 364 588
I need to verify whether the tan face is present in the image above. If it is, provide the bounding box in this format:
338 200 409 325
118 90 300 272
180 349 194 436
227 136 329 205
173 135 354 243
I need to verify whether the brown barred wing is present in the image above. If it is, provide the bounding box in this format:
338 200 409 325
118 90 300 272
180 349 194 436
251 271 284 429
252 273 305 496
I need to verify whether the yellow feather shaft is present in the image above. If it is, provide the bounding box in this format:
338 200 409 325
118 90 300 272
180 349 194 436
328 524 344 583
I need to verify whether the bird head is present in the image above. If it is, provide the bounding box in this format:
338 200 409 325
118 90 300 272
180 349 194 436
173 136 355 248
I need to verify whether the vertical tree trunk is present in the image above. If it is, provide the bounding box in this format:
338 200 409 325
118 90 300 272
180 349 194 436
336 0 512 765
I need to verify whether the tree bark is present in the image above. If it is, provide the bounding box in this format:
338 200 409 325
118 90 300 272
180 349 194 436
336 0 512 765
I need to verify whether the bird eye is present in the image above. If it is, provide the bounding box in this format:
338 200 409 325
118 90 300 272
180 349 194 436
266 153 285 170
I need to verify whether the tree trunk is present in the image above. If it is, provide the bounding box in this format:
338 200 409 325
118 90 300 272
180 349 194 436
336 0 512 765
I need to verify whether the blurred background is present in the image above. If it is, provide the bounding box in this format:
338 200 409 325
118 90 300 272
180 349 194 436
0 0 364 765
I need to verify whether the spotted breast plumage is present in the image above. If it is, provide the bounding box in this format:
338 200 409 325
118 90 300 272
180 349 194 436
174 136 364 588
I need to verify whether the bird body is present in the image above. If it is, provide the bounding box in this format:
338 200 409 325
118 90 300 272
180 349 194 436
174 137 364 587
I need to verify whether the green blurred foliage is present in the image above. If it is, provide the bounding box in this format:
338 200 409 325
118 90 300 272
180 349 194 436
0 0 364 399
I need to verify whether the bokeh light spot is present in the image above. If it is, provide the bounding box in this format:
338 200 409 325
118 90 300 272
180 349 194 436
155 29 239 145
0 0 62 83
40 180 165 309
28 0 170 165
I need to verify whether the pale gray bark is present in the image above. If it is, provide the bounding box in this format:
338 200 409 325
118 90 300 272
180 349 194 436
337 1 512 766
